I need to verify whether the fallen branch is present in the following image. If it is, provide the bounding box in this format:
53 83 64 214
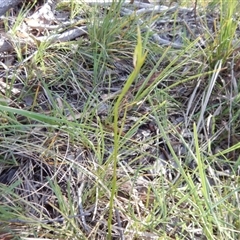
0 0 22 16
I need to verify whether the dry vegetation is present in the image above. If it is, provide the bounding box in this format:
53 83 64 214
0 0 240 239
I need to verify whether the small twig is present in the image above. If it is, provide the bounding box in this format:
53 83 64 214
78 180 91 233
35 26 88 43
194 0 198 25
0 213 90 225
115 208 125 240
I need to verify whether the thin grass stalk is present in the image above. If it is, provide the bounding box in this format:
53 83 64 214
196 60 222 131
107 26 147 239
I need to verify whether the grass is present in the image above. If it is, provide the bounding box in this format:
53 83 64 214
0 0 240 239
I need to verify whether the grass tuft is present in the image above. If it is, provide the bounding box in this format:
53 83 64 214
1 0 240 239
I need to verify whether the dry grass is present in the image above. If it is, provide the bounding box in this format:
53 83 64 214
0 0 240 239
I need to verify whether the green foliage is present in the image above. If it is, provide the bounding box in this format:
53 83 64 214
108 26 147 238
1 0 240 239
208 0 239 67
